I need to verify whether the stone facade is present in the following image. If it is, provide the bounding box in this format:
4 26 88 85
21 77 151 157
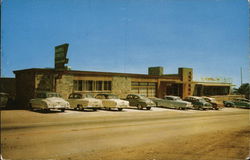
35 74 54 92
112 76 131 99
56 74 74 99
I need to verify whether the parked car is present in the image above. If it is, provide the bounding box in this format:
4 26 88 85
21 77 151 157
152 95 193 110
0 92 9 108
202 97 220 110
67 93 102 111
183 96 213 110
125 94 155 110
95 94 129 111
29 91 70 112
223 98 250 109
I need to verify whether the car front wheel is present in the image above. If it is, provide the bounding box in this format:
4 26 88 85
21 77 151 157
146 107 151 110
137 104 143 110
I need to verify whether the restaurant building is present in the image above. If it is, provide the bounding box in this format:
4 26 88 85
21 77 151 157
13 66 232 107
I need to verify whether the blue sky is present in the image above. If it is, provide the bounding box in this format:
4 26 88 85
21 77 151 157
2 0 249 87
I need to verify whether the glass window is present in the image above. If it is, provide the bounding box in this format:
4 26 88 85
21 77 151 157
148 88 156 97
104 81 111 90
131 82 139 86
78 80 83 91
96 81 103 91
139 82 148 86
148 82 157 86
86 80 93 91
139 88 147 97
73 80 78 91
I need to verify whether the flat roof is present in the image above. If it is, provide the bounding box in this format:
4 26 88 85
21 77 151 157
13 68 180 79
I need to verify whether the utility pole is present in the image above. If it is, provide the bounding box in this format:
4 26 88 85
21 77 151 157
240 67 243 85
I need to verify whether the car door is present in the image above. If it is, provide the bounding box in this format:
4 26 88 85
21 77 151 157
164 97 174 108
32 93 45 109
96 94 106 107
67 93 75 108
132 95 140 106
126 95 134 106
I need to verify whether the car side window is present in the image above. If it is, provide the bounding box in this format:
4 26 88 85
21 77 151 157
96 95 104 99
74 94 82 99
127 95 133 99
165 97 173 100
37 93 46 98
69 94 74 99
134 96 139 99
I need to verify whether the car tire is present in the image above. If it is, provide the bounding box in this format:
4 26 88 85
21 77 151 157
146 107 151 110
28 103 33 111
77 105 82 111
137 104 143 110
118 108 123 111
61 109 65 112
44 109 50 112
93 108 97 111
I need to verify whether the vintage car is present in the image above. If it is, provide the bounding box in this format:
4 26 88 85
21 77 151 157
183 96 213 110
95 93 129 111
152 95 193 110
0 92 9 108
67 93 102 111
223 98 250 109
202 97 220 110
29 91 70 112
125 94 155 110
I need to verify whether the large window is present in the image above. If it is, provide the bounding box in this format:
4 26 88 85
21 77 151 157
131 82 157 97
73 80 112 91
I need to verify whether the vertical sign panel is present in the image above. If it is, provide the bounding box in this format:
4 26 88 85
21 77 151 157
55 43 69 70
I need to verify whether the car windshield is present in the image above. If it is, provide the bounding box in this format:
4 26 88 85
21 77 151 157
47 93 61 98
106 95 119 99
198 98 207 103
174 97 182 101
139 95 146 98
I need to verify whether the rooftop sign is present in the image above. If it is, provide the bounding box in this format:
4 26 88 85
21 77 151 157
54 43 69 70
200 77 232 83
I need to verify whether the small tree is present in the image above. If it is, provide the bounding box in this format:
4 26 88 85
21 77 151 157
237 83 250 99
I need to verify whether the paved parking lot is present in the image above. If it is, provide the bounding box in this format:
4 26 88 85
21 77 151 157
1 107 249 160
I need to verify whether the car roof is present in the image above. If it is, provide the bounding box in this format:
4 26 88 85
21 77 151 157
186 96 202 99
97 93 116 96
127 94 144 97
36 91 58 94
164 95 180 98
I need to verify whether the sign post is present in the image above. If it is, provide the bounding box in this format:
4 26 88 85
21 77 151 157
54 43 69 70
